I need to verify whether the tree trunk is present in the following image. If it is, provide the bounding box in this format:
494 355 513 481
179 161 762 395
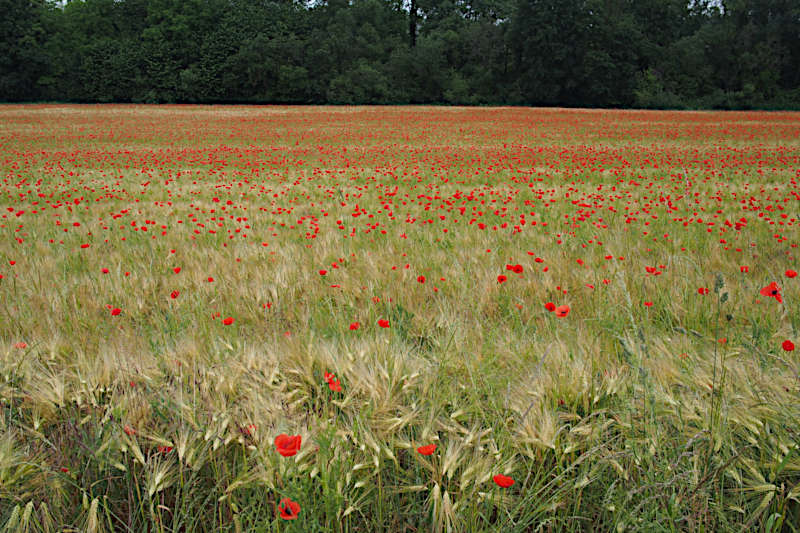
409 0 417 47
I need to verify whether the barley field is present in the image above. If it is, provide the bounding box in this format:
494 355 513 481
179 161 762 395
1 105 799 532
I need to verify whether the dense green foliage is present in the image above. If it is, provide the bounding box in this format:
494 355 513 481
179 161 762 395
3 0 800 107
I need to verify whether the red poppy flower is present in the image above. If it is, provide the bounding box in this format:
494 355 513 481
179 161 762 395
759 282 783 303
740 266 749 273
512 264 523 274
14 341 27 349
207 277 214 282
222 317 235 325
417 444 437 455
173 267 181 274
319 269 327 276
698 287 709 295
787 270 798 279
644 301 653 307
497 275 507 283
783 340 795 352
110 308 121 316
378 319 390 328
324 371 342 391
278 498 301 520
555 305 570 318
493 474 515 488
170 290 179 299
349 322 360 330
101 268 109 274
417 275 426 283
123 425 135 436
544 302 556 312
274 434 302 457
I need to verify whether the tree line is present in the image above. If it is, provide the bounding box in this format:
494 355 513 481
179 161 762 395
2 0 799 108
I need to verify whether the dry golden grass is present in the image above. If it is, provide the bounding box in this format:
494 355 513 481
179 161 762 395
0 105 799 531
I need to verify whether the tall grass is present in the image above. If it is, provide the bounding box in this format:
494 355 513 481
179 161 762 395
1 105 799 531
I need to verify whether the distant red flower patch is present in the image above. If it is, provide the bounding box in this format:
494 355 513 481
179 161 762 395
378 319 390 328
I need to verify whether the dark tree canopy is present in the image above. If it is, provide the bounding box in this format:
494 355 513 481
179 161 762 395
2 0 799 108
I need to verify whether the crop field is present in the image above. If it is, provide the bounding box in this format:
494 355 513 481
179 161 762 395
1 105 799 532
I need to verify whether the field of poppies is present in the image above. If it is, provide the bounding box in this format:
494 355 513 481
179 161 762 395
1 105 799 532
